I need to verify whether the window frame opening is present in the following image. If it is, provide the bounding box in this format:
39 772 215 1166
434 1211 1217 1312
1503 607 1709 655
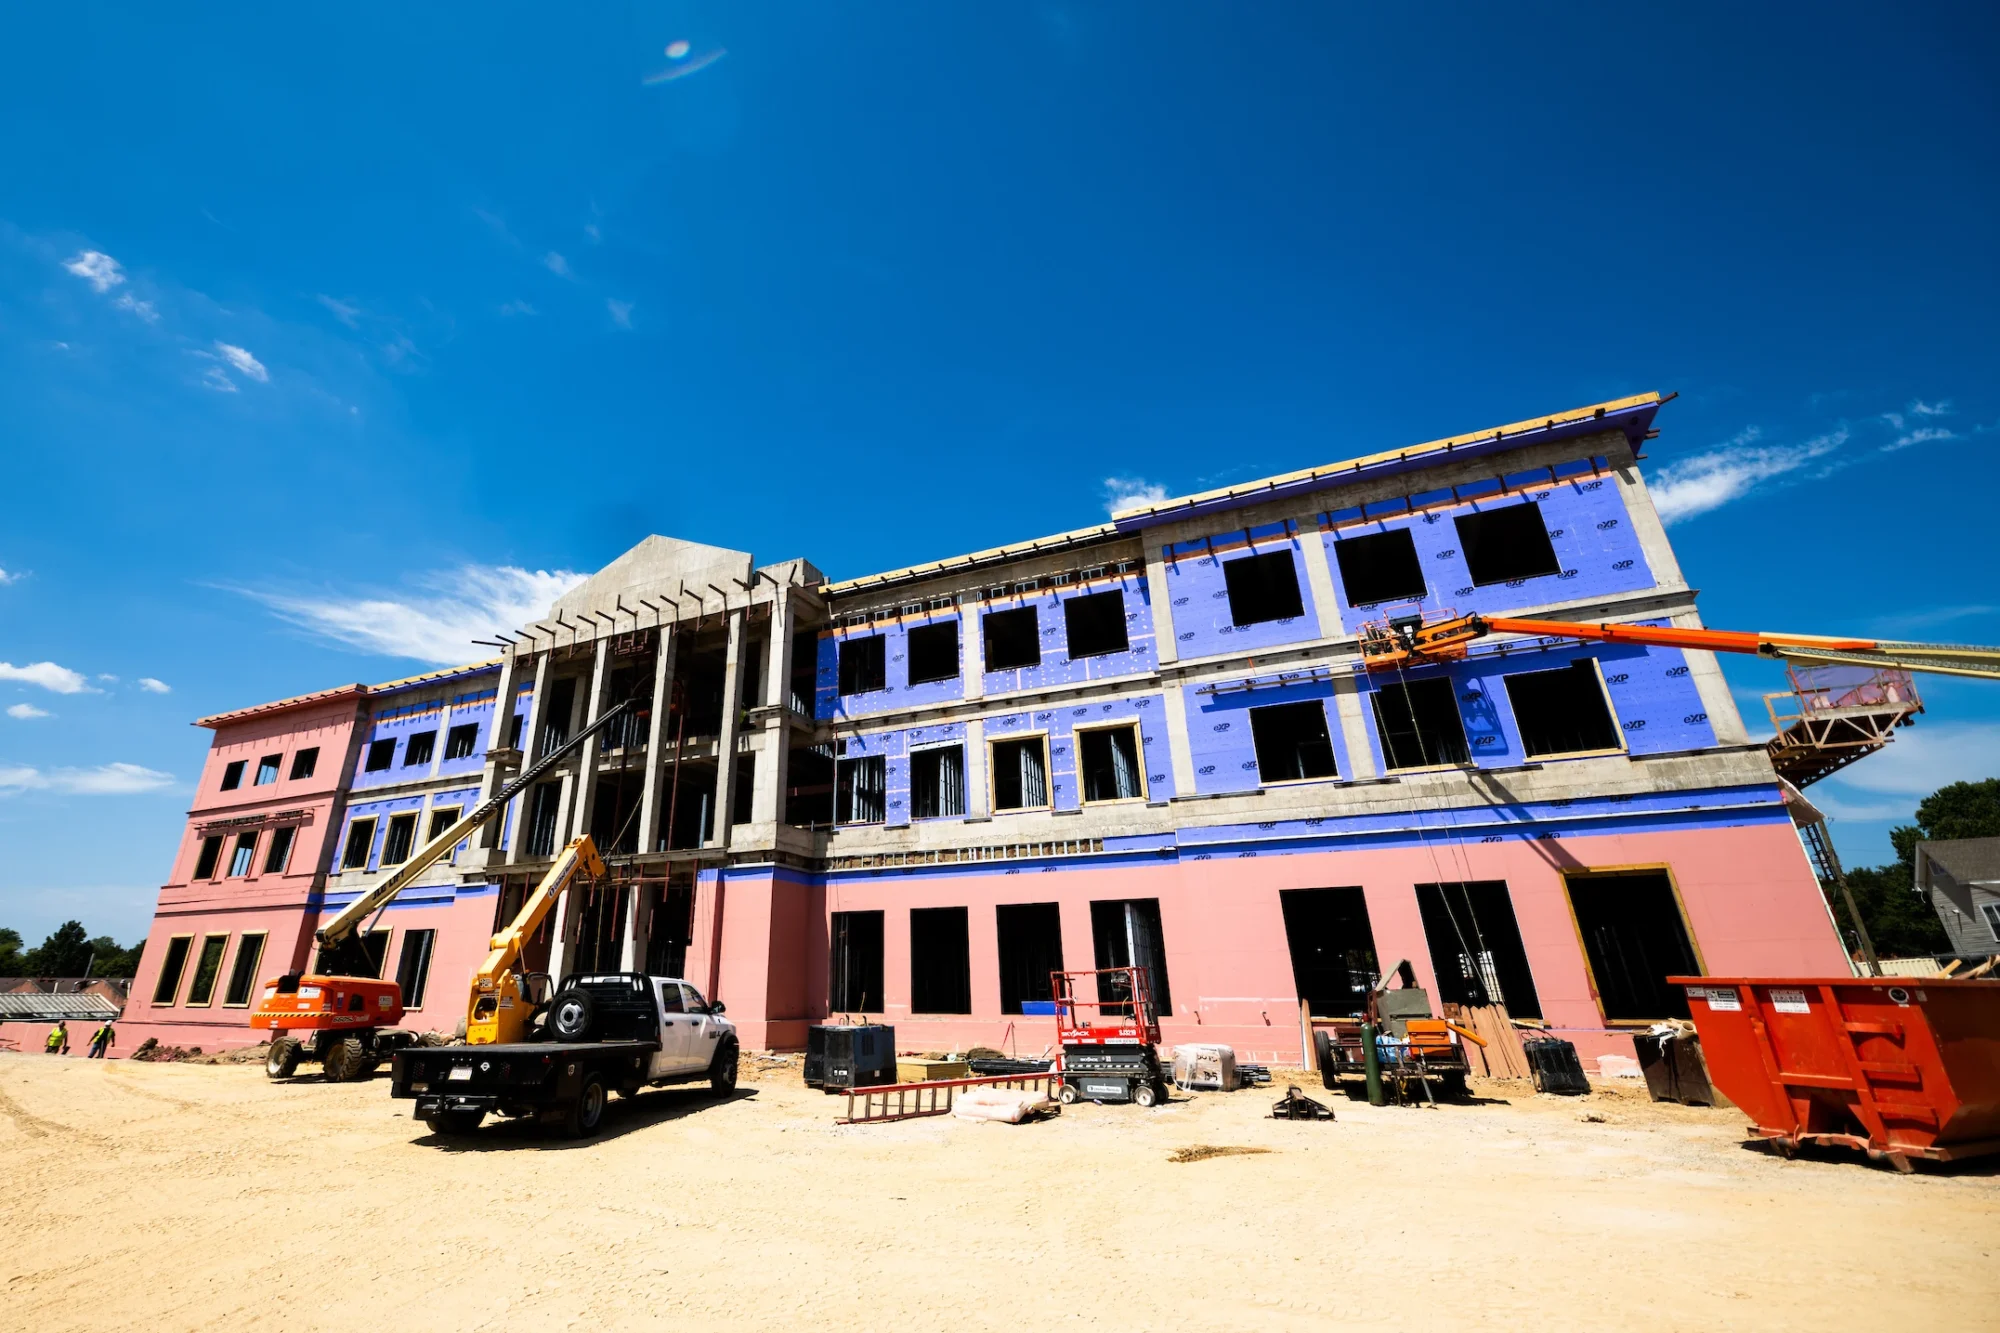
1077 723 1146 803
222 932 267 1008
183 933 230 1007
289 747 319 780
524 782 562 857
982 606 1042 671
1564 869 1702 1022
1249 700 1340 784
905 619 961 686
227 832 258 878
395 928 438 1009
1222 549 1306 627
444 723 480 760
262 824 296 875
834 753 887 825
427 805 463 846
193 835 224 881
829 909 886 1014
363 739 396 772
837 634 887 696
1279 886 1381 1019
1371 676 1471 770
996 901 1064 1015
1414 881 1543 1018
1333 529 1427 607
219 760 246 791
910 906 972 1014
403 730 437 768
1502 659 1623 757
1454 501 1561 586
318 930 389 979
1062 589 1130 659
1089 898 1173 1017
151 934 194 1005
254 754 282 786
989 735 1051 811
909 743 967 819
341 817 378 871
381 812 418 866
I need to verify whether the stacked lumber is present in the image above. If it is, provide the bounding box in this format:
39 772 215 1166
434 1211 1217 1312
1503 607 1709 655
1444 1003 1532 1079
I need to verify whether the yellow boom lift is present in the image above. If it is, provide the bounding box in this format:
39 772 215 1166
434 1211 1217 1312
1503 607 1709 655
465 834 608 1045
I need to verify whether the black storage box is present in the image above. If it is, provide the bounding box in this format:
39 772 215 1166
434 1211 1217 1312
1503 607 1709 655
1523 1037 1591 1095
1071 1075 1137 1103
804 1024 827 1087
815 1023 896 1091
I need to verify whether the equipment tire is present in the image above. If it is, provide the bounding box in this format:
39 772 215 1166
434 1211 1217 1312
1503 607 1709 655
1057 1082 1080 1105
560 1072 608 1138
709 1040 739 1096
1439 1072 1469 1101
322 1036 369 1082
1133 1081 1160 1108
427 1109 484 1136
1314 1031 1338 1091
547 989 596 1043
265 1037 302 1080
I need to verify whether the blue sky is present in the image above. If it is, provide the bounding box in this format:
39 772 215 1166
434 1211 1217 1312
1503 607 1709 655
2 4 1995 945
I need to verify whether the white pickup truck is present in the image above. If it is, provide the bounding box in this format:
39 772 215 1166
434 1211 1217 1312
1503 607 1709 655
390 972 739 1137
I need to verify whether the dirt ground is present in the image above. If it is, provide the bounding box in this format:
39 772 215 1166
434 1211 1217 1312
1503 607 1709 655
3 1051 1996 1332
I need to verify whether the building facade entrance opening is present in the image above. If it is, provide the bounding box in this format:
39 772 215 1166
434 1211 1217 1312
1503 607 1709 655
1564 870 1699 1020
1279 887 1380 1018
1414 880 1542 1018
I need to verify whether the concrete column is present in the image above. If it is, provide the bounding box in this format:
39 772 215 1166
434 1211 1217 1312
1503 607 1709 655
1296 520 1345 641
751 590 795 823
1332 673 1379 779
619 880 645 971
504 652 554 865
1143 549 1179 664
544 771 579 981
569 637 614 841
714 609 747 849
963 718 988 815
637 626 679 855
470 651 519 855
964 601 986 700
1159 679 1199 794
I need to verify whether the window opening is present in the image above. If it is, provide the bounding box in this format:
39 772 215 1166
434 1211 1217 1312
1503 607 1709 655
566 883 631 976
838 635 887 695
395 929 437 1008
1062 590 1129 659
910 906 972 1014
1455 502 1561 585
403 730 436 767
185 934 229 1006
1222 549 1305 627
539 676 578 751
525 782 562 856
318 930 389 978
363 739 396 772
906 620 960 685
909 744 966 819
444 723 480 760
254 754 281 786
1089 898 1173 1016
151 935 193 1005
1982 902 2000 943
1333 529 1426 606
1565 871 1698 1020
289 747 319 780
990 737 1049 810
220 760 246 791
996 902 1064 1014
1279 887 1380 1018
262 825 296 875
193 835 224 881
829 910 885 1012
1371 677 1470 768
382 812 418 866
1249 701 1339 782
645 880 695 977
732 754 757 825
1079 726 1144 802
1503 660 1620 756
835 754 886 824
227 832 258 878
222 933 266 1007
1414 881 1542 1018
506 713 526 749
342 817 377 870
983 606 1041 671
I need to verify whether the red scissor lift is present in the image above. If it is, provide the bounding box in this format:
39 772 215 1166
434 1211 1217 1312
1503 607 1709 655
1050 966 1168 1107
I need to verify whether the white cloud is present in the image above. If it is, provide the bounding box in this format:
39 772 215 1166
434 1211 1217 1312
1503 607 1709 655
584 223 602 243
96 674 118 682
0 568 22 585
0 661 92 694
136 677 171 694
607 298 633 329
543 251 572 277
318 294 362 328
500 299 537 317
244 563 587 665
0 762 175 796
1884 425 1956 453
114 292 160 322
215 342 269 383
1102 476 1171 516
1648 427 1848 525
7 704 51 720
1911 399 1951 417
1820 721 2000 799
200 364 239 393
63 250 125 292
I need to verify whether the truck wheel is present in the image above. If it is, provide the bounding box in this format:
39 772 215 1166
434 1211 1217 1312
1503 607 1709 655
322 1036 369 1082
426 1108 484 1136
559 1073 607 1138
1133 1082 1160 1108
709 1041 739 1095
1314 1031 1338 1091
546 990 596 1043
265 1037 302 1080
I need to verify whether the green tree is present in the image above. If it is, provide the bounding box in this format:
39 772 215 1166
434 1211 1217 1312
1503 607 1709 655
1833 778 2000 959
25 920 94 977
87 935 145 978
0 927 24 977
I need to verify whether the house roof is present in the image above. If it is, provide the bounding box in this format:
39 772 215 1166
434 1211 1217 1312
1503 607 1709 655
196 683 369 730
1918 837 2000 887
0 991 122 1023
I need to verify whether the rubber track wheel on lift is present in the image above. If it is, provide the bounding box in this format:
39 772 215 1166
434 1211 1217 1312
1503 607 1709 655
547 989 596 1043
560 1073 607 1138
265 1037 302 1080
322 1035 368 1082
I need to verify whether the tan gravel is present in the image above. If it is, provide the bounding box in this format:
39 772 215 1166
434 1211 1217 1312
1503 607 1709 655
2 1052 1996 1331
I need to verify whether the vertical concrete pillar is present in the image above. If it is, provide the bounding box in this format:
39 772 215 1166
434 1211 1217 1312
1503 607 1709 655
752 589 794 823
545 770 579 982
569 636 613 841
1332 673 1379 779
619 879 645 971
637 626 679 856
504 652 554 866
714 608 747 849
964 599 986 701
471 651 519 855
1143 547 1179 665
1296 519 1345 641
964 718 988 815
1159 680 1199 794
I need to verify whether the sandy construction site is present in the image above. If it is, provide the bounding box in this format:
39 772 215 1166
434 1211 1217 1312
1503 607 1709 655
3 1050 1996 1332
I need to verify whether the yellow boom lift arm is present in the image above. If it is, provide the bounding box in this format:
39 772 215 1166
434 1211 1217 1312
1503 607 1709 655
465 835 607 1045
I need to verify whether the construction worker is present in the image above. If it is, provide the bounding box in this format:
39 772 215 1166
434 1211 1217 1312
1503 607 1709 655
87 1021 115 1059
44 1020 69 1055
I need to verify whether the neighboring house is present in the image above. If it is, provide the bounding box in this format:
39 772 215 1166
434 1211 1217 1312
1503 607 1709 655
1916 838 2000 956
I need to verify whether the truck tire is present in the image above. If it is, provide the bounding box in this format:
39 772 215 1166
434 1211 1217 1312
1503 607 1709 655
709 1040 739 1095
547 989 596 1043
426 1108 484 1136
559 1072 607 1138
265 1037 302 1080
322 1035 369 1082
1315 1031 1338 1091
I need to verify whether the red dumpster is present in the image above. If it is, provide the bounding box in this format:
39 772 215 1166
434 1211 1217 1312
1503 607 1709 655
1671 976 2000 1171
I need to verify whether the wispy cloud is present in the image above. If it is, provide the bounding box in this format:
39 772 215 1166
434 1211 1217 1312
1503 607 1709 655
500 299 538 317
199 364 238 393
137 677 171 694
607 298 634 329
543 251 572 278
6 704 51 720
1649 427 1848 525
1821 721 2000 800
1103 476 1171 517
62 249 124 293
1885 425 1956 453
0 762 175 796
0 568 23 586
0 661 93 694
216 342 269 383
242 563 587 665
318 295 361 329
114 293 159 323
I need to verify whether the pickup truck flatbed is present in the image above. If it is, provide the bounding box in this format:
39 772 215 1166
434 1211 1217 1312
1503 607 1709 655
391 973 738 1137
